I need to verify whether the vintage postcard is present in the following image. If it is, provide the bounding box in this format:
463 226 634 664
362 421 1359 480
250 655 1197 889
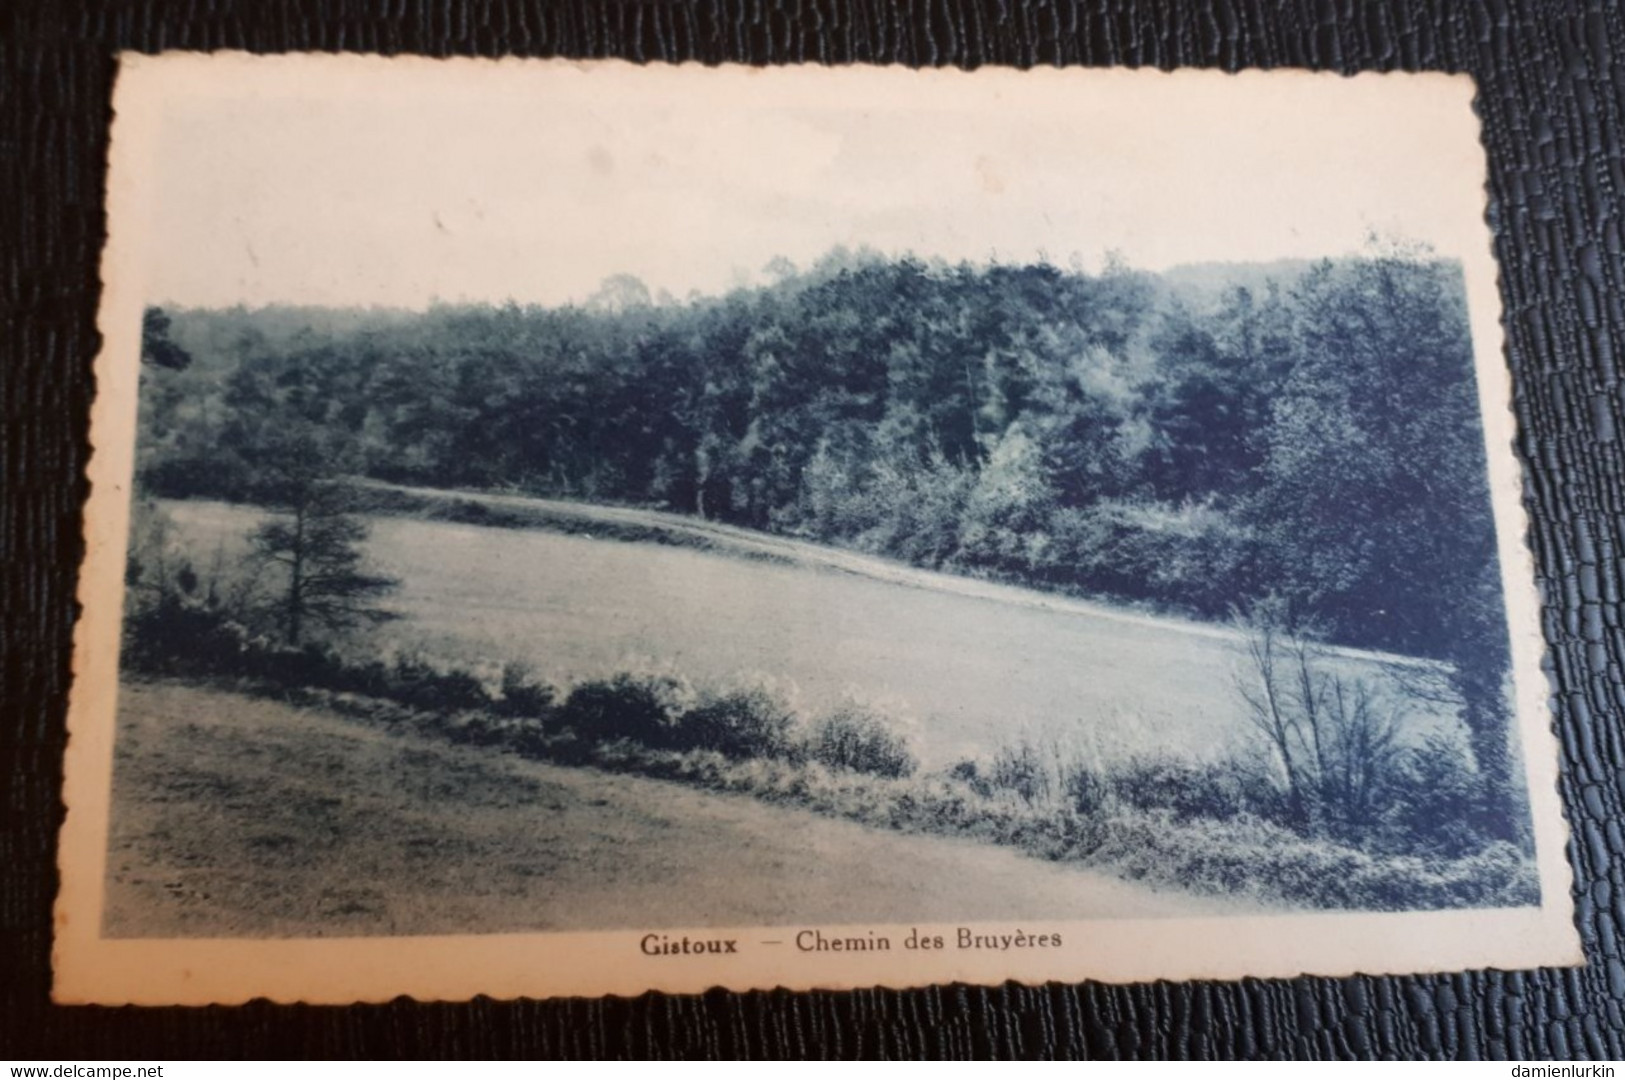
56 55 1581 1004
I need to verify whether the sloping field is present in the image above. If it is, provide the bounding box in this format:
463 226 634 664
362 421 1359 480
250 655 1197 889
104 681 1240 937
159 495 1457 769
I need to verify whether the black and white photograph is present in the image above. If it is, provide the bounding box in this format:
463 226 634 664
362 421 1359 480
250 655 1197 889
54 57 1579 1003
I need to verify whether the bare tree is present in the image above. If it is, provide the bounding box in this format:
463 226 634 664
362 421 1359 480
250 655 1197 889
1234 610 1307 821
1234 602 1404 835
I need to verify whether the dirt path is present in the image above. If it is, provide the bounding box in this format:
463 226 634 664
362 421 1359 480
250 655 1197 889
104 681 1243 939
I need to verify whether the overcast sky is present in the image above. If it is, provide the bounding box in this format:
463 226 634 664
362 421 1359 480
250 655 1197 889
124 58 1493 309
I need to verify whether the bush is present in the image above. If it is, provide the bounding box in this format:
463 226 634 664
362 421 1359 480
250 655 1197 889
808 706 918 778
678 687 801 761
1058 757 1112 817
1111 757 1257 823
496 661 556 719
122 501 260 677
1374 733 1488 857
246 640 349 689
948 758 994 798
386 654 494 713
1232 609 1425 840
328 658 396 699
967 739 1115 816
557 674 690 748
987 739 1051 805
123 595 250 678
1079 807 1537 911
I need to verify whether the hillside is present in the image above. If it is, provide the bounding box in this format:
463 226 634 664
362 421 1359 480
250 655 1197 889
156 495 1461 772
104 681 1241 937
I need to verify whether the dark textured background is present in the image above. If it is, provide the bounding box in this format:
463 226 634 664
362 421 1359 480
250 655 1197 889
4 0 1624 1060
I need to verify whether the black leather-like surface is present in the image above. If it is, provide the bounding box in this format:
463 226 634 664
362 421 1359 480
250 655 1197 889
5 0 1624 1060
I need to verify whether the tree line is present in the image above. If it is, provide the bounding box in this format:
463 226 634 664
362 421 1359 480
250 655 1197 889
136 243 1518 823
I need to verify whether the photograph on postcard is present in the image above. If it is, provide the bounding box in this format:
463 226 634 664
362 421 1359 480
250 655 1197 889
55 56 1580 1003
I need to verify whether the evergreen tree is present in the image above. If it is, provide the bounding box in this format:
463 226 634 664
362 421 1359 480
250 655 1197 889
247 424 397 647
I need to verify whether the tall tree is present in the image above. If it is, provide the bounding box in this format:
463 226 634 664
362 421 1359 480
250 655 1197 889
1245 250 1517 835
248 425 397 646
1142 285 1292 503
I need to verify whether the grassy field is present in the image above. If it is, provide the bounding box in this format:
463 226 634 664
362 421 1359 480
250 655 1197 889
104 680 1244 937
157 496 1461 772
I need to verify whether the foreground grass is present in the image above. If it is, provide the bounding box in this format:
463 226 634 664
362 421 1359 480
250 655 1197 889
165 663 1536 914
107 680 1238 935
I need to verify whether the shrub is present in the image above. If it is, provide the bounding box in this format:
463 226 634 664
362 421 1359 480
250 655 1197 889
557 674 690 748
496 661 556 719
329 658 395 699
122 501 262 678
1111 757 1255 823
987 739 1051 805
123 595 249 678
1058 757 1112 817
947 757 994 797
246 640 347 689
1232 607 1422 840
678 687 801 761
390 654 494 714
1374 733 1487 857
808 706 918 778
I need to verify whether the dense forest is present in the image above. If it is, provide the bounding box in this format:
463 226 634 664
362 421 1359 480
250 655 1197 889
136 243 1515 808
